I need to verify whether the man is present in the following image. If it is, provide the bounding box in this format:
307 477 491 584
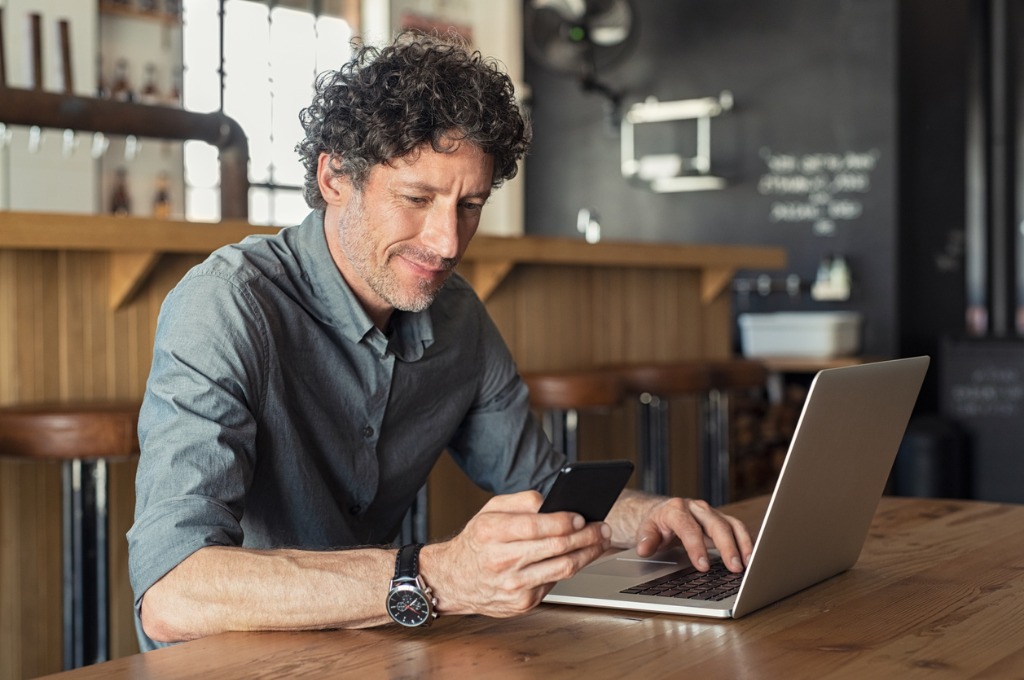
129 32 752 649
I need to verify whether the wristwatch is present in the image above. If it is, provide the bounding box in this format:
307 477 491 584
386 544 438 627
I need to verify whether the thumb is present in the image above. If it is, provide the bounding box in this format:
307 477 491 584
634 519 665 557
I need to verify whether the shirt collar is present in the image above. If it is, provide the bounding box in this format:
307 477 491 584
297 211 434 362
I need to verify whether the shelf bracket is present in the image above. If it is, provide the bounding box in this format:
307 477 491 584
460 260 514 302
109 251 161 310
701 266 736 304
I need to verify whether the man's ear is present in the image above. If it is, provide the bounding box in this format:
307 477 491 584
317 153 352 207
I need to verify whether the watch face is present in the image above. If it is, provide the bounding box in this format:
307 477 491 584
387 585 432 627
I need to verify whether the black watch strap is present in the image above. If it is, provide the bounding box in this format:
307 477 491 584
395 543 423 580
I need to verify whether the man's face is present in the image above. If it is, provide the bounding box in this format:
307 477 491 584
326 139 494 326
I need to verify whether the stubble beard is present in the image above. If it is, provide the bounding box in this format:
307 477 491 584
336 196 456 314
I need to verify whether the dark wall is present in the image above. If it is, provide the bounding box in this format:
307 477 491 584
897 0 970 412
523 0 899 357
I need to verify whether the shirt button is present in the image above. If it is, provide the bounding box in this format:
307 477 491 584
362 425 374 438
349 505 362 515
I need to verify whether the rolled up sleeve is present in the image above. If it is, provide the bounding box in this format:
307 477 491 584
128 270 264 616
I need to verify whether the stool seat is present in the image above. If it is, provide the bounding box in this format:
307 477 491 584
0 401 140 670
522 370 623 411
600 359 767 504
521 370 624 463
0 402 140 461
609 361 714 396
706 359 769 390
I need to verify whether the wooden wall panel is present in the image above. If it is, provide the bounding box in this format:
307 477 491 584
0 459 63 680
0 252 15 403
0 249 203 679
108 458 140 661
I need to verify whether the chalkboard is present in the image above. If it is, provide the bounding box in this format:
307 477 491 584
941 338 1024 502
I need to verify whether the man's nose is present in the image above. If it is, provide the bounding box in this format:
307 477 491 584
420 205 460 260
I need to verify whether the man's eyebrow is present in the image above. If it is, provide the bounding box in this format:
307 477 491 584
396 181 492 201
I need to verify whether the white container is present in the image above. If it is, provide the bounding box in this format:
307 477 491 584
738 311 863 358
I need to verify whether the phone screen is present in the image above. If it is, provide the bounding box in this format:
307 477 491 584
539 460 634 522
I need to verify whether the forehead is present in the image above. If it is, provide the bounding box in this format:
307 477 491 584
376 139 494 190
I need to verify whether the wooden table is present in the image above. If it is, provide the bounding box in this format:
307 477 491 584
39 495 1024 679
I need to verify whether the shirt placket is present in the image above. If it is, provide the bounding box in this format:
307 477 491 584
351 331 395 514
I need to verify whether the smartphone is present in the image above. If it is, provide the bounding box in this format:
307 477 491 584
539 460 634 522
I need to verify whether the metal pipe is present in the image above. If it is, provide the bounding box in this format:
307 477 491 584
30 13 42 90
0 8 7 89
59 19 73 94
0 87 250 218
0 11 249 218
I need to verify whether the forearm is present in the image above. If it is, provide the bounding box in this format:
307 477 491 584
140 545 395 642
605 488 665 548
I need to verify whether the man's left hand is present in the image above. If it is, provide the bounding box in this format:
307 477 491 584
615 493 754 573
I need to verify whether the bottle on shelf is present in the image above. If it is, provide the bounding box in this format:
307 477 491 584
110 59 134 103
166 72 182 107
164 0 182 20
110 167 132 216
152 172 172 219
140 63 161 105
97 56 109 99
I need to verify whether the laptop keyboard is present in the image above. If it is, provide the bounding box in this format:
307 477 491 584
620 561 743 601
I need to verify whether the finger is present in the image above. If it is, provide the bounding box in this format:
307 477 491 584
685 504 752 572
634 517 676 557
672 506 714 571
527 521 611 564
725 515 755 566
517 532 611 587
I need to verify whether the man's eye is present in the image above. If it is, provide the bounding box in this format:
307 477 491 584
405 196 428 205
461 202 484 212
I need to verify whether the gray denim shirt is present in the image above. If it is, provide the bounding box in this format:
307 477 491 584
128 211 563 649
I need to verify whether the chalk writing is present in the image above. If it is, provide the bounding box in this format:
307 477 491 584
948 365 1024 419
758 148 880 236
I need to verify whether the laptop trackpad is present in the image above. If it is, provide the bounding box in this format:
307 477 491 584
587 549 690 578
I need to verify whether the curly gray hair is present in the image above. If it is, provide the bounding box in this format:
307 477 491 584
296 31 532 210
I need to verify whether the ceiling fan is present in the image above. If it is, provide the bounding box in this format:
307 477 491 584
524 0 638 115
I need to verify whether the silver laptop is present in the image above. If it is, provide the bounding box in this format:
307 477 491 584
544 356 930 619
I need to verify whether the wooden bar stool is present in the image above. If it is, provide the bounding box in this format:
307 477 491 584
0 402 140 670
608 362 714 496
608 359 767 505
703 359 769 506
521 369 624 462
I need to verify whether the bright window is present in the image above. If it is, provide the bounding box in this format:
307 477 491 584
182 0 353 225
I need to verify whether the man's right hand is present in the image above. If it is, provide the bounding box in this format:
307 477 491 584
419 491 611 618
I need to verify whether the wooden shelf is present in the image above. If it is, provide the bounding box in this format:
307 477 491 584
99 1 180 25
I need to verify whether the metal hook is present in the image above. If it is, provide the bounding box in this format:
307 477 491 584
28 125 42 153
124 134 139 161
62 129 78 157
91 132 109 159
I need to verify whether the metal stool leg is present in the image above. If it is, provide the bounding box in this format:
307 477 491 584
92 459 109 665
541 408 580 463
702 390 730 507
62 458 109 670
61 460 77 670
638 393 670 495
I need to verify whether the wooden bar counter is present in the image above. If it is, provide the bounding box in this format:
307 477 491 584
0 211 784 677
